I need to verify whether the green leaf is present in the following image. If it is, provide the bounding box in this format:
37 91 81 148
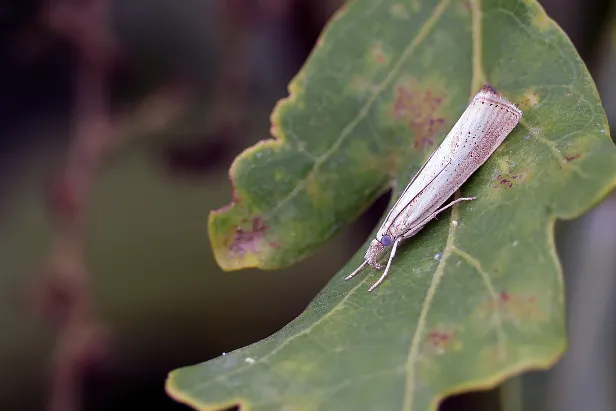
167 0 616 410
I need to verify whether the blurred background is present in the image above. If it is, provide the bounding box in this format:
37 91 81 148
0 0 614 410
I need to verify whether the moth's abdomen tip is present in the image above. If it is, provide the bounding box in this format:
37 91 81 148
475 83 523 118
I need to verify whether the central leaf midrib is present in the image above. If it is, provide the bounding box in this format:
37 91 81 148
402 198 461 411
402 0 484 409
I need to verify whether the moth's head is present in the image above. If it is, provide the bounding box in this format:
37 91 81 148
364 234 393 268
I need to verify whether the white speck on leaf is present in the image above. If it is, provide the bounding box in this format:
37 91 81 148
513 240 519 247
452 220 458 226
434 253 442 261
245 357 256 364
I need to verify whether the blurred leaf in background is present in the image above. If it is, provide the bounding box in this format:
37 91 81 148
0 0 351 410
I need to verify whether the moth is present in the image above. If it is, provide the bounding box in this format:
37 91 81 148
346 84 523 291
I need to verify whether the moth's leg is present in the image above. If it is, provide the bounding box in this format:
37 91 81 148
345 261 368 280
365 197 475 291
430 196 476 220
402 224 424 240
403 196 476 239
368 238 401 292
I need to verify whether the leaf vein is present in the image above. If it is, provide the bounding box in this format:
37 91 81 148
249 369 400 410
518 119 566 166
470 0 487 95
187 274 372 395
264 0 451 219
452 246 507 360
402 193 461 411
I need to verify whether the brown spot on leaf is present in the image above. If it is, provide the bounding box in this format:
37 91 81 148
480 289 547 324
493 174 512 189
565 153 581 162
429 330 454 347
392 80 447 150
504 293 545 321
229 217 268 256
519 88 539 110
493 172 526 190
371 42 388 65
423 324 459 355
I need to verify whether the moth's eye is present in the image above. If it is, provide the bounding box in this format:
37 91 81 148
381 235 392 246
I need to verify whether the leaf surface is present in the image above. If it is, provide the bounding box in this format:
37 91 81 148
167 0 616 410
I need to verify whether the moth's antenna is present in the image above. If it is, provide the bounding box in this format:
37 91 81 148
344 261 367 281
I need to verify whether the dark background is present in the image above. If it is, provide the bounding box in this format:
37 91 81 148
0 0 614 410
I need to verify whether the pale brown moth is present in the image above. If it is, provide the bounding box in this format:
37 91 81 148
346 85 523 291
